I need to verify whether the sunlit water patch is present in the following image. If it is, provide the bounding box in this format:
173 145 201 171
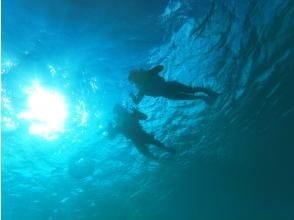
18 81 68 140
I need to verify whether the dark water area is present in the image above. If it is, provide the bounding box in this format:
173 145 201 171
2 0 294 219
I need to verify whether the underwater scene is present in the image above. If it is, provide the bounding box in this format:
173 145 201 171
1 0 294 219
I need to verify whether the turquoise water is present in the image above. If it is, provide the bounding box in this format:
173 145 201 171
2 0 294 219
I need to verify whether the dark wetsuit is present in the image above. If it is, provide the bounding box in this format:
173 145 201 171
109 106 175 161
130 65 218 104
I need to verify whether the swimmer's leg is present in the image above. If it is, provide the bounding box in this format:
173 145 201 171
193 86 219 97
164 81 218 103
147 135 176 154
136 144 160 161
166 81 219 97
166 81 196 93
165 92 217 105
193 87 219 105
164 92 207 100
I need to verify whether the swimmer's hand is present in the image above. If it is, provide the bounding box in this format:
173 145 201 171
129 91 144 104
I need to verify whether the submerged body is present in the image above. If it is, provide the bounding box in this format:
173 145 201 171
129 65 218 104
108 105 175 161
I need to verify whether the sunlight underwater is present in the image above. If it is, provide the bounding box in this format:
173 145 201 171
1 0 294 219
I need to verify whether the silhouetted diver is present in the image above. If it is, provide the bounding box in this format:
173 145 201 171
128 65 218 104
108 105 175 161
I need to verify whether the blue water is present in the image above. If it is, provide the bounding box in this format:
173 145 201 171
2 0 294 219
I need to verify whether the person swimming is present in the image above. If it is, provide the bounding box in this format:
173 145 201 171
128 65 219 104
108 105 175 161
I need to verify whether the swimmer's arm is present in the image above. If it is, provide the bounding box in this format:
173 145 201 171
130 91 144 104
148 65 164 75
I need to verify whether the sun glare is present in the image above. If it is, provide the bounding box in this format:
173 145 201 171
18 81 68 140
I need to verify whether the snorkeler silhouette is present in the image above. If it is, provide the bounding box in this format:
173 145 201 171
128 65 219 104
108 105 175 161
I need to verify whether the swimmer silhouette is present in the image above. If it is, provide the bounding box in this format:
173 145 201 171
129 65 218 104
108 105 175 161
